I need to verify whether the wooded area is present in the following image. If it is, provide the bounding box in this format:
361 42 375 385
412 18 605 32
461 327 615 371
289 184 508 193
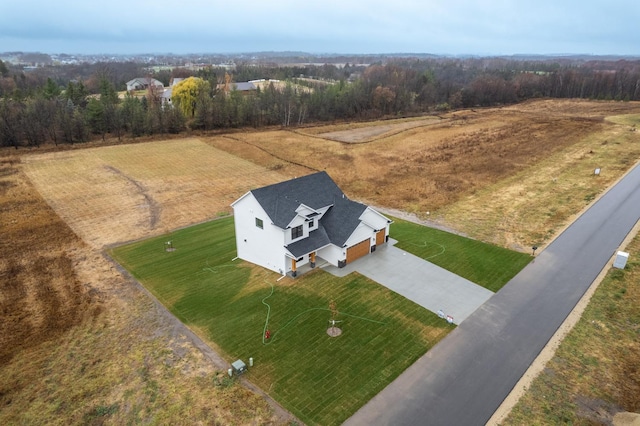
1 57 640 148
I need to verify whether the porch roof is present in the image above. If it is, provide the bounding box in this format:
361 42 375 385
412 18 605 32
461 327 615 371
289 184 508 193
285 226 331 258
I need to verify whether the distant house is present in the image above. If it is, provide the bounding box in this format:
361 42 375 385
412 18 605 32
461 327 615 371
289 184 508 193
217 81 257 95
161 88 173 106
169 77 184 87
126 77 164 92
160 78 186 106
231 172 391 277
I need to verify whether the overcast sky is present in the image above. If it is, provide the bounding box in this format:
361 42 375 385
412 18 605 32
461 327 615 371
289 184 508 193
1 0 638 56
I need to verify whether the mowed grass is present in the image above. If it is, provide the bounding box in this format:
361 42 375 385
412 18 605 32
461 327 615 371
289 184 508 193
390 217 532 292
110 217 453 425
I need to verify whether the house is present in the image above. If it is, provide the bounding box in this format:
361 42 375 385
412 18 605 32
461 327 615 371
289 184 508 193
160 78 185 106
216 81 257 95
126 77 164 92
231 172 391 277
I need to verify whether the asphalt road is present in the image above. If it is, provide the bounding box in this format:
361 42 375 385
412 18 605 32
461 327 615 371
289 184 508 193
344 162 640 426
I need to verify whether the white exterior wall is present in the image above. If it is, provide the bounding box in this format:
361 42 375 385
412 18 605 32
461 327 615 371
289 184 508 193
359 207 391 246
232 193 287 274
345 223 375 247
289 253 309 270
317 244 344 266
360 208 390 232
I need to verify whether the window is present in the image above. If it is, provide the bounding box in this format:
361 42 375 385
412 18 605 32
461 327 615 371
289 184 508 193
308 219 314 228
291 225 303 239
255 218 263 229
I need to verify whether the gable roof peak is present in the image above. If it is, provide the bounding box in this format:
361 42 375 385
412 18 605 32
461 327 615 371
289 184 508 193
250 171 342 229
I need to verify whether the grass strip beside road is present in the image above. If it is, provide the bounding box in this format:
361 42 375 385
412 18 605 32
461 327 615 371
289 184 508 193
390 217 532 292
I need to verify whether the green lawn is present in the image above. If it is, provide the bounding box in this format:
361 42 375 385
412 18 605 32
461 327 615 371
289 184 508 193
110 217 453 425
390 217 532 292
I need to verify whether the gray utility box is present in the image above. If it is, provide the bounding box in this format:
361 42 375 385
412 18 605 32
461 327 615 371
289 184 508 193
232 359 247 375
613 251 629 269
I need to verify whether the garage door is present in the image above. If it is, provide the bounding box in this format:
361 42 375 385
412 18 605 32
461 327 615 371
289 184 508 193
346 239 370 264
376 229 386 246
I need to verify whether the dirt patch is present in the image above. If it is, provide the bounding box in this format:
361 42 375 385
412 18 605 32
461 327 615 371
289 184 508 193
314 116 442 142
0 156 98 364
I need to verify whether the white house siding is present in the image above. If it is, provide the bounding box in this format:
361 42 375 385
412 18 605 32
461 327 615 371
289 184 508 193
288 253 309 272
318 244 344 267
345 223 376 248
359 208 391 235
232 193 287 274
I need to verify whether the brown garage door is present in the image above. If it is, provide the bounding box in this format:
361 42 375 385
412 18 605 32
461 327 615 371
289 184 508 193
346 239 370 264
376 229 386 246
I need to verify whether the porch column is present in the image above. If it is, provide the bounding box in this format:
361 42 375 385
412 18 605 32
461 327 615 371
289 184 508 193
310 252 316 268
291 258 297 277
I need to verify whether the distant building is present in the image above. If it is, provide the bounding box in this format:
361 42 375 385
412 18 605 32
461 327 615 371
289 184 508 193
217 81 257 95
126 77 164 92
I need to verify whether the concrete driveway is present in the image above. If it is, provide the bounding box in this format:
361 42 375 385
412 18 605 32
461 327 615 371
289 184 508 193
322 239 494 324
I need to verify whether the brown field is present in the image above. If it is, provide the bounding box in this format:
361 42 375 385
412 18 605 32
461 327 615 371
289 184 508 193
1 148 282 423
2 99 640 424
208 99 640 249
22 138 293 248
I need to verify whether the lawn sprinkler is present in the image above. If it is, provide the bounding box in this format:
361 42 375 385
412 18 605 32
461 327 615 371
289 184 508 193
327 319 343 337
327 300 342 337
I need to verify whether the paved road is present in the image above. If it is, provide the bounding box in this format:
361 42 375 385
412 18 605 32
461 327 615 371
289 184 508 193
344 163 640 426
323 239 494 324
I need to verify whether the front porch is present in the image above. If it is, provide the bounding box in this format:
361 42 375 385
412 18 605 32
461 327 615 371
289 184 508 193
287 252 329 278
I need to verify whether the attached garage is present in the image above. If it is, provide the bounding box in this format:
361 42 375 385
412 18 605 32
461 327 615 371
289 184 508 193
375 229 386 246
346 238 370 264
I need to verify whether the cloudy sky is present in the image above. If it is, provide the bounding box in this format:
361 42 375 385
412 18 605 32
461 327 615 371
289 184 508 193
1 0 638 56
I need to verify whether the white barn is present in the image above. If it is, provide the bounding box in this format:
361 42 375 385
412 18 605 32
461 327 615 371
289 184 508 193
231 172 391 277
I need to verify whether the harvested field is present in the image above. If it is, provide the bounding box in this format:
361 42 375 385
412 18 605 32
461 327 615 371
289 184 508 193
22 138 291 248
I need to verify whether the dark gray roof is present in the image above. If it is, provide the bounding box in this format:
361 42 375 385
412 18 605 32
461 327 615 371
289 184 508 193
286 226 331 257
321 195 367 247
252 171 367 247
252 171 343 229
232 82 256 91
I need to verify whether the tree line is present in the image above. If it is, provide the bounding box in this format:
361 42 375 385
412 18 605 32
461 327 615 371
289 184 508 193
1 57 640 148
